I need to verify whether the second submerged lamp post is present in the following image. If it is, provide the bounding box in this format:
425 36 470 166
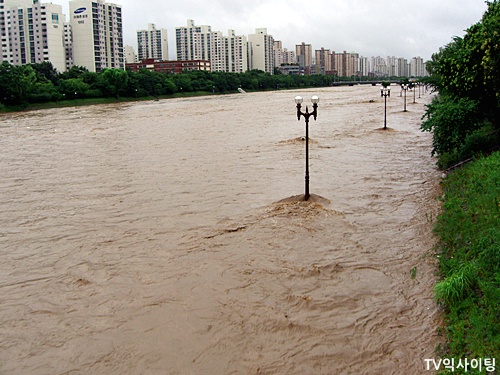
380 85 391 129
295 95 320 201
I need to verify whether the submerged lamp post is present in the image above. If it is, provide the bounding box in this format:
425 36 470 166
401 83 409 112
295 95 319 201
380 86 391 129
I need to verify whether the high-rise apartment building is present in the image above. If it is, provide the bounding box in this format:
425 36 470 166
226 29 247 73
358 56 369 77
315 48 331 73
69 0 124 72
209 30 226 72
410 56 426 77
176 20 249 73
332 51 359 77
282 48 295 65
273 41 295 67
63 21 73 70
248 28 274 74
176 19 211 61
274 40 282 67
296 42 312 68
1 0 66 71
137 23 168 61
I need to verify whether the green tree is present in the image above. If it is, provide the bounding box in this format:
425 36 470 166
57 65 89 80
0 62 37 105
422 0 500 167
100 68 129 98
29 81 61 103
58 78 90 99
30 61 59 84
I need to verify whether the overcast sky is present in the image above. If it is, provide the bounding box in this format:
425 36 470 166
57 0 488 61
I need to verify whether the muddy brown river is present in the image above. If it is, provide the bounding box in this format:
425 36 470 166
0 86 442 374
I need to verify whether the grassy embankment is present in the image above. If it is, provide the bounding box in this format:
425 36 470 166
434 152 500 373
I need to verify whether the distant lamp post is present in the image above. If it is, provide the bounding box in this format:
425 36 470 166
295 95 319 201
411 81 416 103
401 84 409 112
380 85 391 129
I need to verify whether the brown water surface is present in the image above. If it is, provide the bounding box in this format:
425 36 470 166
0 86 442 374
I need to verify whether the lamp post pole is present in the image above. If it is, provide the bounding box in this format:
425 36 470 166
401 84 408 112
380 86 391 129
295 95 319 201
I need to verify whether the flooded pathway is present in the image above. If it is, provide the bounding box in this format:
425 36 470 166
0 86 442 374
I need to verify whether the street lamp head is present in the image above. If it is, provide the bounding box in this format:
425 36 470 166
311 95 320 104
295 96 303 104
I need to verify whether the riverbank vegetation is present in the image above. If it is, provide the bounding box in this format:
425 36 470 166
0 63 349 112
424 1 500 371
422 1 500 169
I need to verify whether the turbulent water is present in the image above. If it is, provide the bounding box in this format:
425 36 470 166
0 86 443 374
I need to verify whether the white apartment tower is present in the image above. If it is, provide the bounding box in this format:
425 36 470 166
176 19 211 61
410 56 426 77
226 29 247 73
176 20 248 73
69 0 124 72
1 0 66 72
248 28 274 74
137 23 168 61
209 30 226 71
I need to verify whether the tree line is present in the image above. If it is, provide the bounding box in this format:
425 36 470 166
0 62 354 108
422 0 500 168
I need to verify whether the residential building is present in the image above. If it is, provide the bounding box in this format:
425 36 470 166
125 58 210 74
208 30 225 72
315 48 331 73
124 45 135 63
137 23 168 61
410 56 426 77
1 0 66 71
273 41 295 66
69 0 124 72
282 48 295 64
63 21 73 70
176 20 249 73
296 42 312 68
248 28 274 74
274 40 282 66
396 57 409 77
358 56 369 77
226 29 247 73
175 19 211 61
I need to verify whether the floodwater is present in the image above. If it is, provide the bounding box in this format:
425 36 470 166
0 86 442 374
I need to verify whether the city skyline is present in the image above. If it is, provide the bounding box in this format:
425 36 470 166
49 0 488 61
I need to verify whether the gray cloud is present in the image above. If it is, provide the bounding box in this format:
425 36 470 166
58 0 488 60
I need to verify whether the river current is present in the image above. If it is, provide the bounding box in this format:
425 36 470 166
0 86 442 374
